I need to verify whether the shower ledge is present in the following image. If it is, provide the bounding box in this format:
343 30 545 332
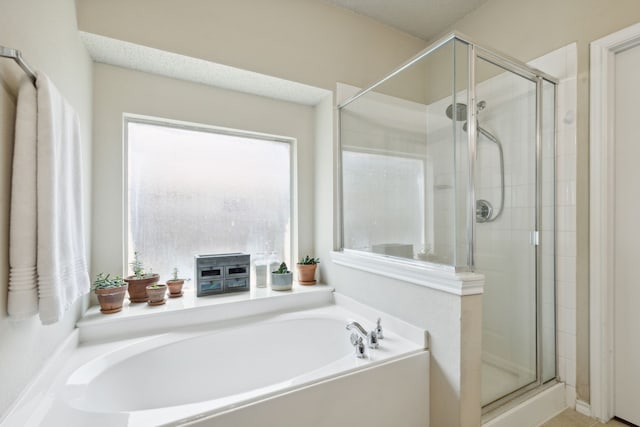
330 250 484 296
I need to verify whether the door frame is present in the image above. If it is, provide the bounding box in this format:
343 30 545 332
589 22 640 422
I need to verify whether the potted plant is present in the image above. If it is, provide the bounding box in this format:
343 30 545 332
146 282 167 305
166 267 186 298
124 252 160 303
93 273 128 314
297 255 319 285
271 262 293 291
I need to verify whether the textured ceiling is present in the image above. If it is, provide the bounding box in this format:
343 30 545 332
79 32 330 106
321 0 488 41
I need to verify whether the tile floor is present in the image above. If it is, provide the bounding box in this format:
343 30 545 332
541 409 635 427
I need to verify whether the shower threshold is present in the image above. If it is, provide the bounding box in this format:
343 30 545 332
482 381 566 427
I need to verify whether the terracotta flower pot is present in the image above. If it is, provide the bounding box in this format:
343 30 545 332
297 264 317 285
166 279 184 297
146 284 167 305
124 274 160 303
96 285 128 314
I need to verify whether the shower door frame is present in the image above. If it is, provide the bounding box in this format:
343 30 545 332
470 47 558 413
336 32 559 411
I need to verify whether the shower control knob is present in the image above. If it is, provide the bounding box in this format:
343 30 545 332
476 199 493 223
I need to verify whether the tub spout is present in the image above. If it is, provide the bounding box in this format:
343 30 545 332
346 321 379 351
346 321 367 337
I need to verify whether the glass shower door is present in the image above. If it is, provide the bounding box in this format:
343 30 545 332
473 58 539 407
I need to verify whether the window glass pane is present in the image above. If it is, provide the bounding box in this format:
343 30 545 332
127 121 291 284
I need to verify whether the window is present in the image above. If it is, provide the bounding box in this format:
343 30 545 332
126 118 292 284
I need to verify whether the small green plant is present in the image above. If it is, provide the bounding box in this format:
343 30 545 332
92 273 126 290
298 255 320 265
131 252 144 278
147 283 165 289
130 252 154 279
169 267 190 282
273 262 290 274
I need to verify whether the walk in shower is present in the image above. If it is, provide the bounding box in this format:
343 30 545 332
337 33 557 410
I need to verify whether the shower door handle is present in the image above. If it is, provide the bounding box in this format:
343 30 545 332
530 231 539 246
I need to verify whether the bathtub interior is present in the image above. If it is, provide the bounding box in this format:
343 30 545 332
10 295 428 427
74 316 355 412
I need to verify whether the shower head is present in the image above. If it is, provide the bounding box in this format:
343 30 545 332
445 101 500 144
445 101 487 122
445 103 467 121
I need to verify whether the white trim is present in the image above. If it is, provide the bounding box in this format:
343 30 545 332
330 250 484 296
576 400 592 417
589 22 640 423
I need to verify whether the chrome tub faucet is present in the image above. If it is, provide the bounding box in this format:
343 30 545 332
346 321 379 358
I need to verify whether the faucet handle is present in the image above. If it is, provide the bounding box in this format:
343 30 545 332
367 331 379 349
375 318 384 340
350 333 366 358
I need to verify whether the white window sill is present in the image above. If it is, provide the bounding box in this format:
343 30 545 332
330 250 484 296
78 284 334 343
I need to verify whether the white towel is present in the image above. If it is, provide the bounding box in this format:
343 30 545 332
35 74 90 325
8 78 39 320
8 74 90 324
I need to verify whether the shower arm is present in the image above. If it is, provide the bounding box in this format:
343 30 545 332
445 102 505 223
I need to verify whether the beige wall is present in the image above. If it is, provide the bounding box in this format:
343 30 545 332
445 0 640 403
0 0 92 416
91 63 318 277
76 0 427 92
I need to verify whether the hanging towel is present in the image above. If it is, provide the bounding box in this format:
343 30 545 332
8 78 39 320
34 73 90 325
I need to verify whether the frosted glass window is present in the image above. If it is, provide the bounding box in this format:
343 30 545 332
126 120 291 283
342 150 425 258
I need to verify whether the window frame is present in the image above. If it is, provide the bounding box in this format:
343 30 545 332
123 114 296 277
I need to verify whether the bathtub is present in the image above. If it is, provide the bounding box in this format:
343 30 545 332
4 290 429 427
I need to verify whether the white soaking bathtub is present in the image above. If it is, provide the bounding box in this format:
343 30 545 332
3 289 429 427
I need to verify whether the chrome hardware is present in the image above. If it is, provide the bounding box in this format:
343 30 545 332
346 321 367 336
350 333 366 358
476 199 493 223
367 330 379 349
530 230 539 246
375 318 384 340
347 321 379 351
